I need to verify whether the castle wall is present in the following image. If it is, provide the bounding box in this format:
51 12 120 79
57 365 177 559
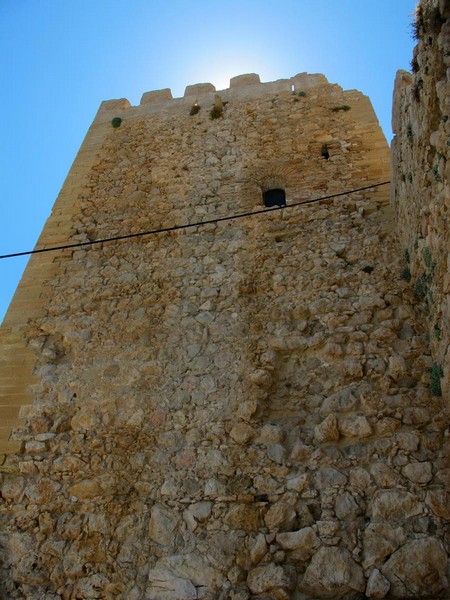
0 70 448 599
392 0 450 397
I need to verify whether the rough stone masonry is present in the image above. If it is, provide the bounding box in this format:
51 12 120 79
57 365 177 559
0 3 449 598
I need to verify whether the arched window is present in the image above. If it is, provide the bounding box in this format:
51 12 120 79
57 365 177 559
263 188 286 207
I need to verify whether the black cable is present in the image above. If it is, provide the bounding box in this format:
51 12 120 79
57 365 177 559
0 181 390 260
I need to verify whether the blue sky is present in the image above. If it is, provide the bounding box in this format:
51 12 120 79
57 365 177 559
0 1 417 322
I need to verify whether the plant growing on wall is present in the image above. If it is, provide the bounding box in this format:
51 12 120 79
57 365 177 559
429 362 443 396
331 105 351 112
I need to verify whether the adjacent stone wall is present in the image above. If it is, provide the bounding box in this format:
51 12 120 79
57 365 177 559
391 0 450 397
0 69 448 600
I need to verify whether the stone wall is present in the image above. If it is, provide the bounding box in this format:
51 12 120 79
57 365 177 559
392 0 450 397
0 69 448 599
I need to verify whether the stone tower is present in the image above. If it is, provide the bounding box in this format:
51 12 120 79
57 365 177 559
0 66 448 598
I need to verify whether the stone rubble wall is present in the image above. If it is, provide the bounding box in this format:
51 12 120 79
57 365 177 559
391 0 450 397
0 68 448 600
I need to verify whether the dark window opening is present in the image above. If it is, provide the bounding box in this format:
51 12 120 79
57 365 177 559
321 144 330 160
263 188 286 207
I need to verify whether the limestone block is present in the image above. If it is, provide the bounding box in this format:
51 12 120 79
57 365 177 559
425 488 450 519
25 478 61 504
148 505 179 546
370 490 422 523
267 443 287 464
314 414 339 443
363 523 406 568
349 467 371 489
286 473 310 493
381 538 448 598
264 503 297 531
249 532 268 564
402 461 433 484
247 563 296 596
334 492 360 520
339 415 372 439
225 505 262 532
187 501 212 522
276 527 319 555
315 467 347 490
366 568 390 599
299 546 365 598
0 475 24 502
320 387 358 415
69 478 102 500
230 422 255 445
146 568 197 600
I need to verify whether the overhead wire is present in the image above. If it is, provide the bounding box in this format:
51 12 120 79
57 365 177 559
0 181 390 260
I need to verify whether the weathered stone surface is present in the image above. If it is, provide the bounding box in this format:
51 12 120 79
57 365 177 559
225 505 262 532
320 388 358 415
299 546 365 598
315 467 347 490
249 533 268 564
335 491 360 520
366 568 390 599
363 523 407 568
148 505 179 545
229 423 255 445
425 488 450 519
264 503 297 531
69 478 102 500
276 526 319 558
247 563 296 596
1 27 449 596
146 568 197 600
402 461 433 484
339 415 372 438
314 414 340 443
382 538 448 598
370 490 422 523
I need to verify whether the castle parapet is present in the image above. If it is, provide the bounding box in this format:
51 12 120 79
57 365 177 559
97 72 331 120
140 88 173 106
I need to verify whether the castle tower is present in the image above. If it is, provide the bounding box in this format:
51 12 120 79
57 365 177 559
0 73 448 599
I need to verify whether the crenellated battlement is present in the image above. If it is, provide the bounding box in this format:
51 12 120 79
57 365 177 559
98 72 332 117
